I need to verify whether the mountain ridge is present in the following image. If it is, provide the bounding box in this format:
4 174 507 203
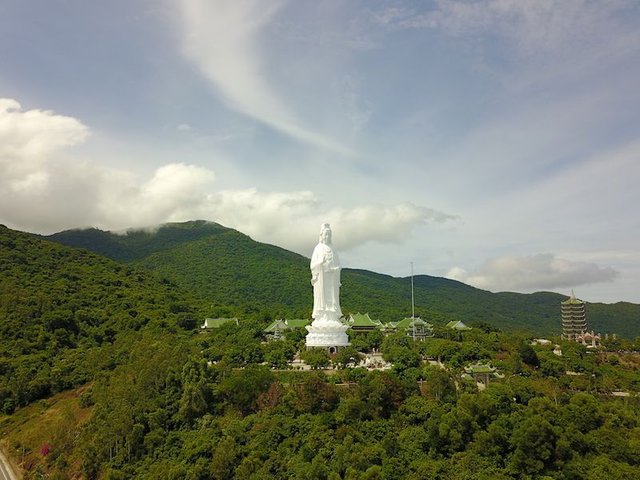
44 220 640 338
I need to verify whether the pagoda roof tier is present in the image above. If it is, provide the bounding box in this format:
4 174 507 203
392 317 433 329
348 312 382 328
264 318 310 332
446 320 472 331
562 291 585 305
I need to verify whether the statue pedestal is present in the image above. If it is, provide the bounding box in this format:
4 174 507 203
305 311 350 352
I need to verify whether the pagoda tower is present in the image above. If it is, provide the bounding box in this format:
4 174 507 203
561 290 587 340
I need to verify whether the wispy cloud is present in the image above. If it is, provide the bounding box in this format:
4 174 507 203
372 0 640 95
178 0 355 156
447 253 618 292
374 0 637 56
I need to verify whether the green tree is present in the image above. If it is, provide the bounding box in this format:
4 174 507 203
357 371 405 419
383 345 421 372
302 348 331 370
517 341 540 368
295 373 338 414
264 341 296 369
177 382 208 425
509 416 558 476
334 346 364 369
218 366 274 415
420 366 456 403
350 330 383 353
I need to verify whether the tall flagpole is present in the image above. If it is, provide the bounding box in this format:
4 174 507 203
411 262 416 341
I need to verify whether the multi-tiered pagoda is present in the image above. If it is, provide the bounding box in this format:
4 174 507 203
561 291 587 340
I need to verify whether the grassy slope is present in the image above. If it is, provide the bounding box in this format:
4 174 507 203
0 387 91 478
46 221 640 338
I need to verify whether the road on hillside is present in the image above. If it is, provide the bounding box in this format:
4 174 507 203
0 450 17 480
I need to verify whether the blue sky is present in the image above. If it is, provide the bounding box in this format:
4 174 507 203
1 0 639 303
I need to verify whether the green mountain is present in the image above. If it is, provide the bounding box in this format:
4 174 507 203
0 224 207 413
46 221 640 338
3 224 640 480
46 219 231 261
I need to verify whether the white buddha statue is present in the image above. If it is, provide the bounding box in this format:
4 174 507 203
311 223 342 319
306 223 349 350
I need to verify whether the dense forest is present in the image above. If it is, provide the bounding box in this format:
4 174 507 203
0 225 210 413
47 221 640 338
2 317 640 479
1 222 640 479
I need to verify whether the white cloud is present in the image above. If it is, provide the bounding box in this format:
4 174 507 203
326 204 455 250
447 253 618 292
95 163 218 228
198 192 455 255
0 98 88 156
178 0 354 156
0 98 452 254
0 98 88 180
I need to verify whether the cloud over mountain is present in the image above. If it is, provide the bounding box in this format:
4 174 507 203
0 98 452 254
447 253 618 292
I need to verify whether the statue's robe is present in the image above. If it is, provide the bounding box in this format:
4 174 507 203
310 242 342 319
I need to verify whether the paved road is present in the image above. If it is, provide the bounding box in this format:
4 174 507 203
0 449 17 480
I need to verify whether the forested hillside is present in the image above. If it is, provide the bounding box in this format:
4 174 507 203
2 223 640 479
0 225 208 413
48 221 640 338
47 220 232 262
2 314 640 479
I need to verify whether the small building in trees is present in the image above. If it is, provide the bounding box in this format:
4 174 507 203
446 320 472 331
387 317 434 341
264 318 310 341
201 317 239 329
575 330 602 349
463 363 500 388
264 319 288 340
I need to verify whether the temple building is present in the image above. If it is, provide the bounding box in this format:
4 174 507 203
347 312 383 333
201 317 239 329
264 319 310 341
463 363 501 388
389 317 434 341
345 313 434 341
560 292 602 347
446 320 472 331
575 330 602 348
561 291 588 341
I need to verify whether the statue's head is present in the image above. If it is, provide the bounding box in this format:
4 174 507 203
319 223 332 244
